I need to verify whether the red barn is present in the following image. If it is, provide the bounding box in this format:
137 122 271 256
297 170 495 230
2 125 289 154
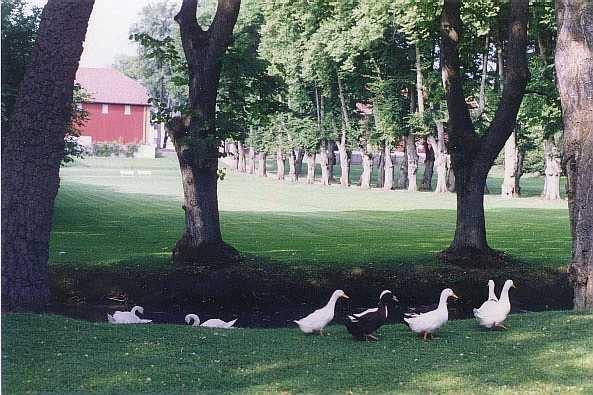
75 67 152 144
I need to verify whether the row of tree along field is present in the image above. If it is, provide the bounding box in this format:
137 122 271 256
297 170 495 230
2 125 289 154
119 0 563 199
2 0 592 312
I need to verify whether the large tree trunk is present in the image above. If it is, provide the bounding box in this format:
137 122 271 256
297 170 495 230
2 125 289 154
383 143 394 190
287 149 298 182
555 0 593 309
306 151 316 184
421 138 435 191
406 134 418 192
247 147 256 174
1 0 94 312
441 0 528 258
171 0 241 264
256 152 267 177
542 137 561 200
397 139 409 189
501 132 519 198
275 146 285 181
319 140 331 186
237 141 246 173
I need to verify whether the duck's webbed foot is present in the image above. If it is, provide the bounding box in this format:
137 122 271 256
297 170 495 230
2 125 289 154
319 329 324 336
364 334 378 342
422 331 428 341
495 323 508 330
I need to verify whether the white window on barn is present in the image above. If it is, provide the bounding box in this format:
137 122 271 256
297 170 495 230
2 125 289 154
124 104 131 115
101 104 109 114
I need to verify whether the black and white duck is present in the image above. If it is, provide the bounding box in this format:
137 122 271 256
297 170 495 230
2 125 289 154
344 290 399 341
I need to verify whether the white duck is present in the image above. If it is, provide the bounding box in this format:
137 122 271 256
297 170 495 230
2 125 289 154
107 306 152 324
473 279 515 329
294 289 349 335
185 314 237 329
404 288 458 340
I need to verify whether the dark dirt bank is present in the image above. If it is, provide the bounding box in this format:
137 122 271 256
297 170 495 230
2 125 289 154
49 254 572 328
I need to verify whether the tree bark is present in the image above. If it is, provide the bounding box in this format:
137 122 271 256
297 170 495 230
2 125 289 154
1 0 94 312
383 143 394 190
501 132 519 198
421 138 435 191
337 138 351 187
247 147 256 174
256 152 267 177
406 134 418 192
306 151 316 184
171 0 241 264
542 137 561 200
328 141 336 182
441 0 529 257
294 148 304 178
555 0 593 309
237 141 246 173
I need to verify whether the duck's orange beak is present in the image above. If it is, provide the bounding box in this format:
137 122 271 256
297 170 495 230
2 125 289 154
342 294 350 299
452 293 460 300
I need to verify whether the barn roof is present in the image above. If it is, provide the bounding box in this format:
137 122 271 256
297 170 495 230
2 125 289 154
75 67 150 106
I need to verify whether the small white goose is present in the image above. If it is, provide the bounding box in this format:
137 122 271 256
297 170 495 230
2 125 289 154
404 288 459 340
107 306 152 324
185 314 237 329
473 279 515 329
294 289 349 335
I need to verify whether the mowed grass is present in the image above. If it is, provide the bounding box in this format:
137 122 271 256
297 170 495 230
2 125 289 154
50 157 570 270
3 311 592 394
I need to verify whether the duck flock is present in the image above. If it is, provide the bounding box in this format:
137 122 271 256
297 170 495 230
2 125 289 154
107 279 515 341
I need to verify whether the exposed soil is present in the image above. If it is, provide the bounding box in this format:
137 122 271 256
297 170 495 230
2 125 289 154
49 254 572 328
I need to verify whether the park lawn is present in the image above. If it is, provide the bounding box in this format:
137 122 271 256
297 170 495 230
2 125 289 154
50 157 570 270
3 311 593 394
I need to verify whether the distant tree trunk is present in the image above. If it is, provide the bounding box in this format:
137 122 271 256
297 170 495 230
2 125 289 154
170 0 241 265
247 147 256 174
515 150 524 195
257 152 267 177
406 134 418 192
383 143 394 190
428 122 449 193
294 148 304 178
415 44 425 113
360 147 373 189
501 132 519 197
397 139 409 189
275 146 285 181
319 140 331 185
441 0 528 257
337 137 351 187
377 144 385 188
228 141 239 170
328 140 336 182
1 0 94 312
446 156 456 192
542 137 561 200
287 149 298 182
555 0 593 309
237 141 246 173
306 151 316 184
421 139 435 191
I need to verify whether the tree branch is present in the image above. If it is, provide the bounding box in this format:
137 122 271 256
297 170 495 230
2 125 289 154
441 0 477 151
480 0 530 161
208 0 241 59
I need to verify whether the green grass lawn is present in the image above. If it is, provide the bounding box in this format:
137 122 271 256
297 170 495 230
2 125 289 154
3 311 592 394
51 157 569 270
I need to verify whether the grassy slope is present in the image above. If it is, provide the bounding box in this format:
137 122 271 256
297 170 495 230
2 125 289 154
50 157 569 270
3 312 592 394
